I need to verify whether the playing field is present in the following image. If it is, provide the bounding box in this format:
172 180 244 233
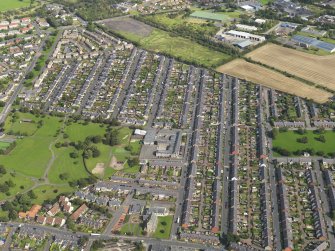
246 43 335 91
102 17 231 68
216 59 332 103
0 0 30 11
273 130 335 156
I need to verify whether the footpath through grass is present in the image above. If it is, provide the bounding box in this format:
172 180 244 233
0 112 140 203
272 130 335 156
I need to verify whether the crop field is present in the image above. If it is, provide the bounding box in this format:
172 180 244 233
216 59 333 103
273 130 335 156
0 0 30 11
102 17 231 68
246 43 335 91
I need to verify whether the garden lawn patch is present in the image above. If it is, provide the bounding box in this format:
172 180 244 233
120 223 143 236
152 215 173 239
0 141 10 150
272 130 335 156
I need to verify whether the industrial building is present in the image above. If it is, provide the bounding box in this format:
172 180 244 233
292 35 335 53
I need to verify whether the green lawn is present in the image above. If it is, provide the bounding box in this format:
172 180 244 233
0 112 138 203
0 115 62 177
152 215 173 239
120 222 143 236
30 184 74 204
0 0 30 11
272 130 335 156
48 146 89 184
0 141 10 150
64 122 106 142
0 171 34 200
109 24 231 68
5 112 39 136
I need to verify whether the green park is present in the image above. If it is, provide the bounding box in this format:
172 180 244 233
272 129 335 157
0 0 31 12
0 111 142 211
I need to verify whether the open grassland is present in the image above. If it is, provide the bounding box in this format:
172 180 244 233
102 17 231 68
246 43 335 91
0 112 139 203
0 0 30 11
273 130 335 156
0 114 62 177
216 59 333 103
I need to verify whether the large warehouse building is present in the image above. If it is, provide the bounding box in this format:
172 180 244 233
292 35 335 53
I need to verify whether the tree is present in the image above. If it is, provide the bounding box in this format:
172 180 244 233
297 128 306 135
0 165 6 175
92 148 101 158
8 210 17 220
297 137 308 144
70 152 79 158
331 209 335 221
91 240 104 250
318 135 326 143
128 158 139 167
59 172 69 180
271 128 279 139
0 183 9 193
78 236 88 246
27 190 37 199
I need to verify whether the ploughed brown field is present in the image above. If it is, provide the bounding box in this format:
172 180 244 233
216 59 333 104
246 43 335 91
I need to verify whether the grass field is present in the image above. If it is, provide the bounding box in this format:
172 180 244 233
190 11 233 22
152 215 173 239
120 223 143 236
216 59 332 103
5 112 39 136
272 130 335 156
30 184 74 204
0 114 62 177
0 0 30 11
0 112 138 203
103 17 231 68
246 43 335 91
